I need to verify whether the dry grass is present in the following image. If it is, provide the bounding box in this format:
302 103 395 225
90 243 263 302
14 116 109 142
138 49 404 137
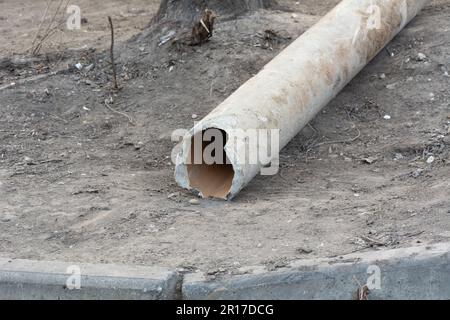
30 0 71 55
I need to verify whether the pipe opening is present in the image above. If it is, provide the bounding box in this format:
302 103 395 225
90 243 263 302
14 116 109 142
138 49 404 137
186 128 234 199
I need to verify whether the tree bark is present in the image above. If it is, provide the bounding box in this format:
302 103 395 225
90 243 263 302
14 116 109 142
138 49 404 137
153 0 276 24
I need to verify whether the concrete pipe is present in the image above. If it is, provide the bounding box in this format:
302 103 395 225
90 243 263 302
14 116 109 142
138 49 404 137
174 0 428 200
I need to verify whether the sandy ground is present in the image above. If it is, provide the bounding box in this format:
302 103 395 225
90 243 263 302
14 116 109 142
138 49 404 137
0 0 157 57
0 0 449 275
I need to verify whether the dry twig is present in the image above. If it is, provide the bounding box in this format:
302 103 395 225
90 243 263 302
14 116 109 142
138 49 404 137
312 123 361 148
30 0 71 55
353 276 370 300
104 99 135 125
107 16 119 90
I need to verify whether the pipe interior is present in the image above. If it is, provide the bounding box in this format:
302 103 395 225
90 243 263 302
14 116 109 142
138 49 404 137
186 129 234 199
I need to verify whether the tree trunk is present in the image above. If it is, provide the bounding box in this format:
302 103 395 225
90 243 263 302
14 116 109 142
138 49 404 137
153 0 276 24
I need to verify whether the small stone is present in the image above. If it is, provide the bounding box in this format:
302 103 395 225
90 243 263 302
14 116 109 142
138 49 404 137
191 114 198 119
189 199 200 205
379 73 386 79
23 156 35 164
412 168 423 178
386 83 398 90
167 192 179 199
74 63 83 70
426 156 435 164
417 53 427 61
362 156 378 164
383 115 391 120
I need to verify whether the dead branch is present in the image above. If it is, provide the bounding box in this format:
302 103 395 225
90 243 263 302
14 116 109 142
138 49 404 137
104 99 135 125
353 276 370 300
107 16 119 90
312 123 361 148
190 9 217 46
30 0 71 55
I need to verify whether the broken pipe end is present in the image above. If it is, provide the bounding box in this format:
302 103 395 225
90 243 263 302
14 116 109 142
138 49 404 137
174 125 245 200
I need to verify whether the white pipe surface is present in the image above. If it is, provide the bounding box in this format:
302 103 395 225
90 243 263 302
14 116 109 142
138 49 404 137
175 0 428 199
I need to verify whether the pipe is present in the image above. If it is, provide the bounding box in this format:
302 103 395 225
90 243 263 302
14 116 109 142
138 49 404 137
174 0 428 200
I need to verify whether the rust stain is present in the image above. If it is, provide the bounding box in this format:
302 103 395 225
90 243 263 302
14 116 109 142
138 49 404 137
357 1 405 62
272 94 287 105
336 42 350 61
319 57 335 86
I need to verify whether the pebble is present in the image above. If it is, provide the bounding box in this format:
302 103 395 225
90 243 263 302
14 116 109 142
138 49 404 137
426 156 435 164
167 192 179 199
386 83 398 90
189 199 200 205
417 53 427 61
191 114 198 119
362 156 378 164
23 156 34 164
383 115 391 120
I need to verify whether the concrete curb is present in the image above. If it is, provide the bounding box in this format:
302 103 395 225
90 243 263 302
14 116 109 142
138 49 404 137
1 243 449 299
183 243 450 300
0 258 179 300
